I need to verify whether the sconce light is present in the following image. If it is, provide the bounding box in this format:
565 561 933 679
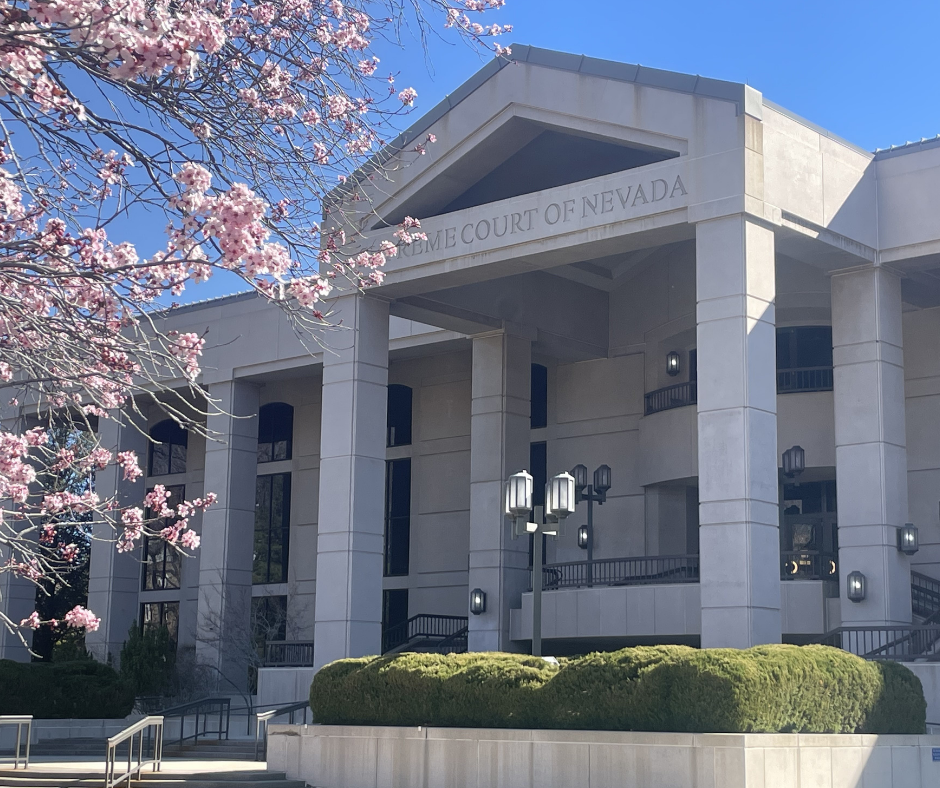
666 350 681 377
782 445 805 479
578 525 589 550
846 571 867 603
897 523 920 556
469 588 486 615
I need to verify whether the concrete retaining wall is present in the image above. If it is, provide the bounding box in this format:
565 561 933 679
268 724 940 788
257 667 316 709
907 663 940 727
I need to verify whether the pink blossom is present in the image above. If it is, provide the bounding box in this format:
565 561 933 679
63 605 100 632
20 612 40 630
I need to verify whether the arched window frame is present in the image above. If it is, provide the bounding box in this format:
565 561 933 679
149 419 188 476
258 402 294 463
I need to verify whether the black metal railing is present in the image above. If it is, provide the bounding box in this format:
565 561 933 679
644 381 697 416
912 571 940 623
816 626 940 661
382 614 469 654
254 700 310 760
776 366 833 393
263 640 314 667
780 551 838 581
531 555 700 591
159 697 230 749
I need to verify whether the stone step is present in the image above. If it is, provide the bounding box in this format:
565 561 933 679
0 770 305 788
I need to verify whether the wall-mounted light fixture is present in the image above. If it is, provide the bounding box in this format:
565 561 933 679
846 570 867 603
469 588 486 615
782 445 805 479
666 350 681 377
897 523 919 556
578 524 589 550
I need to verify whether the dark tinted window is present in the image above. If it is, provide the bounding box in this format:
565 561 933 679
531 365 548 429
253 473 291 584
384 459 411 576
141 601 179 647
149 420 188 476
142 485 184 591
528 442 547 567
776 327 833 370
258 403 293 463
387 385 413 447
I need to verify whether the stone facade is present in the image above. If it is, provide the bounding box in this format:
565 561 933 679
5 47 940 690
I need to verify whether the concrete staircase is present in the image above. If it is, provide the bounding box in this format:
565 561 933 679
0 768 307 788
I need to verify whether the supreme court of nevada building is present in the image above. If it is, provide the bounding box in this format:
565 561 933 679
8 45 940 696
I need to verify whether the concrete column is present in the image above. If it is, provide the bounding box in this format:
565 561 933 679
85 412 149 664
313 294 389 670
195 380 259 691
696 214 781 648
468 330 531 653
832 267 912 626
0 555 38 661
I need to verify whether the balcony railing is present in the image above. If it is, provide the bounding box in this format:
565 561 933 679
780 551 838 582
644 382 697 415
263 640 314 667
776 366 833 393
530 555 700 591
912 571 940 623
816 626 940 661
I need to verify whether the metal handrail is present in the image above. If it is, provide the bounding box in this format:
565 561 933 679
264 640 315 667
644 381 697 415
159 696 230 749
105 715 163 788
382 614 469 653
254 700 310 760
776 366 833 393
0 716 31 769
532 554 700 591
816 625 940 661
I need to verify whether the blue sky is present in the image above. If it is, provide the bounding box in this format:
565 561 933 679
176 0 940 303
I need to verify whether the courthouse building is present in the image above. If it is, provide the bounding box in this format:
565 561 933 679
7 46 940 688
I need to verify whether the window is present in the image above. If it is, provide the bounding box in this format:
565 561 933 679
381 588 408 652
149 420 188 476
141 601 179 646
776 326 833 370
251 595 287 646
258 403 293 463
387 385 413 447
531 364 548 429
384 459 411 576
253 473 291 584
689 349 697 383
142 485 184 590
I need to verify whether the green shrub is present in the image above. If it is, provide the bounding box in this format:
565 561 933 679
119 623 176 698
0 659 135 719
310 644 926 734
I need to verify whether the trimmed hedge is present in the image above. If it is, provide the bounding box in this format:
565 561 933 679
0 659 135 719
310 645 926 734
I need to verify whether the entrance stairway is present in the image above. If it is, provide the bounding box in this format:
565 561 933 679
816 571 940 661
0 768 306 788
381 614 468 655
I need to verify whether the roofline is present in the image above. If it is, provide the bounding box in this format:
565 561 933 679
873 135 940 160
329 44 757 203
155 289 257 318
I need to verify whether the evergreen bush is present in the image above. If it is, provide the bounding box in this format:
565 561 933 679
0 659 134 719
309 644 926 734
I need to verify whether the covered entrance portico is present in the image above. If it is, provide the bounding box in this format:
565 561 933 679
309 46 931 668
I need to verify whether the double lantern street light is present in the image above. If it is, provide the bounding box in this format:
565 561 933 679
502 465 611 657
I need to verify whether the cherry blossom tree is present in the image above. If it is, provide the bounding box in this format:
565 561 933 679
0 0 511 645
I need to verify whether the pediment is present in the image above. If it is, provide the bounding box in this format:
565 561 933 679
348 46 751 232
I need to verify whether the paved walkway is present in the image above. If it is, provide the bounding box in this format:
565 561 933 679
0 755 267 774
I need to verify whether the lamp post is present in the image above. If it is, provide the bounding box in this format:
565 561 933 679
571 464 611 587
505 469 575 657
